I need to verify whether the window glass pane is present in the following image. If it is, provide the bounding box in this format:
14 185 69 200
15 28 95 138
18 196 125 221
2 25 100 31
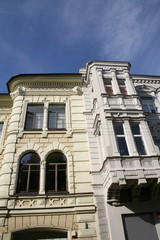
142 105 150 113
57 170 66 191
114 124 124 135
34 112 43 129
48 105 65 129
117 137 129 155
21 153 40 164
134 137 146 155
47 152 67 163
25 105 43 130
17 167 28 192
0 123 3 139
25 112 33 129
104 79 113 95
118 80 127 95
46 170 55 191
29 170 40 192
57 112 65 128
131 124 140 134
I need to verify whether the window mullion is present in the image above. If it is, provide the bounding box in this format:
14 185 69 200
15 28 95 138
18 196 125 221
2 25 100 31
26 165 31 192
55 164 57 191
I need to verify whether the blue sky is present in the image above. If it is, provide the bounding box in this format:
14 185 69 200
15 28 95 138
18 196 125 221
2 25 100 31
0 0 160 93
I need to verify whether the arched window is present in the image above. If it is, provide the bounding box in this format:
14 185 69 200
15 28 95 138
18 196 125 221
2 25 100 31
46 152 67 193
17 152 40 194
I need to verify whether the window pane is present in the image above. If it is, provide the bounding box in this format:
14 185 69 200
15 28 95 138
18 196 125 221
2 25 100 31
29 170 40 192
48 105 65 129
46 170 55 191
47 152 67 163
131 124 140 134
134 137 146 155
57 170 66 191
104 80 113 95
34 112 43 129
21 153 40 164
25 112 33 129
114 124 124 135
117 137 129 155
0 123 3 139
118 80 127 95
57 112 65 128
17 167 28 192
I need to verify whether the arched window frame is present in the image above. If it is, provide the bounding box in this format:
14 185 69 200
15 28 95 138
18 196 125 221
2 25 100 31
46 151 68 193
16 152 40 194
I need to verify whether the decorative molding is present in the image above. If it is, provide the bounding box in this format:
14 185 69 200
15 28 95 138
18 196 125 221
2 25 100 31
10 86 26 99
122 160 135 168
72 86 83 95
141 160 154 167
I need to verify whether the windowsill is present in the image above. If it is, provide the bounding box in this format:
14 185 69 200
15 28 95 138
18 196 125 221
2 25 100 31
11 191 69 198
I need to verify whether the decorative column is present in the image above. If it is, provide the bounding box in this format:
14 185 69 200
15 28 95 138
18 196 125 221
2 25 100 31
39 160 46 194
0 87 25 206
42 101 49 137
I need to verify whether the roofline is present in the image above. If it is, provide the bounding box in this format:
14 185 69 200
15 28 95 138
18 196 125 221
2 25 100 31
7 73 82 92
86 60 131 66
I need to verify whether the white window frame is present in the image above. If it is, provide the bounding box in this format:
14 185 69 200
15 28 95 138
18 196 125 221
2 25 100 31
18 98 72 138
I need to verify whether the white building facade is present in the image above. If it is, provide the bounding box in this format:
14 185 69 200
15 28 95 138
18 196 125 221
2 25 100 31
81 61 160 240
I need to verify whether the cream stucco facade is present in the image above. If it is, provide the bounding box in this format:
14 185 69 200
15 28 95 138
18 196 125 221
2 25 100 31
0 74 97 240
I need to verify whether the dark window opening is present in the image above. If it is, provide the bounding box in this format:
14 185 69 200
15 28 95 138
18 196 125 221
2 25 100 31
17 152 40 194
114 123 129 156
131 123 146 155
46 152 67 193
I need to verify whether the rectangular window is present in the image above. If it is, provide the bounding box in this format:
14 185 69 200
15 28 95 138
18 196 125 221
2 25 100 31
0 123 3 140
131 123 146 155
114 123 129 155
141 99 156 113
118 80 127 95
25 105 43 130
48 104 65 129
104 79 114 95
